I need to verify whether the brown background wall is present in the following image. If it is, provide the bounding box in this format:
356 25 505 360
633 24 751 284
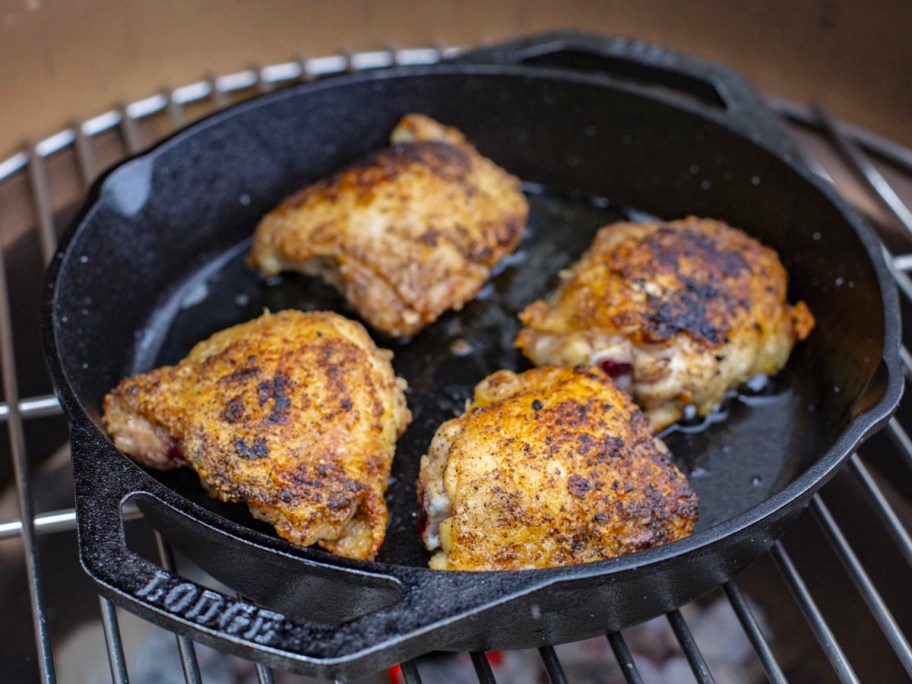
1 0 910 156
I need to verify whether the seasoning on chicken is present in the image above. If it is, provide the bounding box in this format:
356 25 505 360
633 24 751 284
515 217 815 432
417 366 697 571
103 310 411 561
248 114 529 338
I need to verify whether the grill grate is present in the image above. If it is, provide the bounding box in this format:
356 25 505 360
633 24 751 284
1 46 911 683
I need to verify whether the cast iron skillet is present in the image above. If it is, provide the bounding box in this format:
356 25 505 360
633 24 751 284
43 33 902 679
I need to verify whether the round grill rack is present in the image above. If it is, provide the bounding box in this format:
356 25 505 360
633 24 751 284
1 46 911 683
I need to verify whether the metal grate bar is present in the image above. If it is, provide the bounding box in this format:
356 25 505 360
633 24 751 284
810 496 912 676
251 63 273 94
837 118 912 172
163 90 188 140
385 44 403 69
100 597 131 683
214 69 260 92
34 130 74 158
848 454 912 565
208 76 230 109
74 121 98 189
171 81 213 106
537 645 569 684
886 418 912 470
154 532 203 684
769 98 912 178
795 141 834 185
667 609 715 683
165 89 186 129
173 636 203 684
607 632 644 684
259 61 304 86
125 94 169 121
254 662 275 684
304 55 349 78
118 107 143 156
0 394 62 422
764 101 836 191
0 236 57 682
0 151 28 182
294 55 315 84
901 346 912 379
26 146 58 264
888 257 912 303
0 503 143 539
723 581 788 684
771 543 859 684
395 46 446 66
342 50 357 75
812 107 912 236
399 660 423 684
470 651 497 683
232 588 276 684
81 110 122 138
350 49 395 71
0 508 77 538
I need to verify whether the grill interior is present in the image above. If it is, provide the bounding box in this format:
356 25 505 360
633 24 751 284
1 47 911 683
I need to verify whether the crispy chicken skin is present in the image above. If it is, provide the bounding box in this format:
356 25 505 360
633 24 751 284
103 310 411 560
417 366 697 571
248 114 529 338
516 217 815 432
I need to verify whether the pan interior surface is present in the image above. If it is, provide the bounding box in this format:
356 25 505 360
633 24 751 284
133 187 816 568
52 68 885 574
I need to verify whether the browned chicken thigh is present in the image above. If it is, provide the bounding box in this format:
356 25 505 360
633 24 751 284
103 310 411 560
248 114 529 337
516 217 815 432
417 366 697 571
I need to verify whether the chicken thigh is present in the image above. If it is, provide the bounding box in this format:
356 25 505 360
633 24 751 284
249 114 529 338
103 310 411 560
516 217 815 431
417 366 697 571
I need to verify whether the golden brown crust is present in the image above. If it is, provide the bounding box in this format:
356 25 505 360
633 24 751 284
516 217 815 431
417 366 697 571
248 114 529 337
103 310 411 561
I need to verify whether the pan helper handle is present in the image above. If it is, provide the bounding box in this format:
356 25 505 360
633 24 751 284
450 30 798 160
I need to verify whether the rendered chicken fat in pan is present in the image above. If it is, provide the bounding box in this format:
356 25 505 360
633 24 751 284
417 366 698 571
248 114 529 338
102 310 411 561
516 217 815 432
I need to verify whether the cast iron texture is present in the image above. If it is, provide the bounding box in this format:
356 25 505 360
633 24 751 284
42 33 902 679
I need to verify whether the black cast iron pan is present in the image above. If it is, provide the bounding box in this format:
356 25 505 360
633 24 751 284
43 32 902 679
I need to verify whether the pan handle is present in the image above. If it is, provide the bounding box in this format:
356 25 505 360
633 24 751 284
68 423 468 674
451 31 795 158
